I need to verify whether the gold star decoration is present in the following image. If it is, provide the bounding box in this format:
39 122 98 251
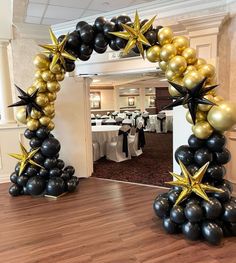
165 160 223 206
9 143 43 176
110 11 156 58
39 28 77 69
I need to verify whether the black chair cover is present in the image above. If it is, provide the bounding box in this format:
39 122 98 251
91 122 96 126
134 114 141 127
157 113 166 132
112 113 118 119
136 127 146 149
118 129 130 157
142 116 149 128
126 113 132 119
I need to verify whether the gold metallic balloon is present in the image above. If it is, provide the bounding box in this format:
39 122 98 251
36 94 49 107
34 70 43 80
182 48 197 65
168 84 181 97
41 70 55 82
50 63 62 74
47 121 55 130
39 116 51 126
192 121 213 139
160 44 177 62
30 109 42 119
33 79 47 92
172 36 190 54
198 95 215 112
186 110 206 124
168 55 187 74
159 61 168 71
165 69 179 81
27 86 37 95
198 64 215 79
158 27 173 46
183 71 204 90
146 45 161 62
207 101 236 131
183 65 197 76
46 92 57 102
16 108 27 124
43 104 55 116
33 54 50 70
49 112 55 119
55 72 65 81
194 58 207 69
27 118 39 131
47 81 60 92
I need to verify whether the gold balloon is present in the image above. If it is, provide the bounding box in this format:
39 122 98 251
159 61 168 71
27 119 39 131
41 70 55 82
192 121 213 139
183 65 197 76
186 110 206 124
39 116 51 126
158 27 173 46
43 104 55 116
36 94 49 107
47 121 55 131
198 95 215 112
165 69 179 81
16 108 27 124
49 112 55 119
47 81 60 92
27 86 36 95
34 70 43 80
33 54 50 70
194 58 207 69
198 64 215 79
172 36 190 54
183 71 204 90
207 101 236 131
55 72 65 81
214 95 224 103
33 79 47 92
160 44 177 62
168 55 187 74
30 109 42 119
46 92 57 102
146 45 161 62
168 84 181 97
182 48 197 64
50 63 62 74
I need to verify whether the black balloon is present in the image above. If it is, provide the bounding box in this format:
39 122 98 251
153 196 170 218
111 16 117 24
109 39 120 51
39 168 49 177
41 137 61 157
116 15 131 30
222 202 236 223
155 25 163 36
168 189 180 204
94 45 107 54
170 205 186 224
26 176 46 196
57 34 65 43
188 134 205 150
9 184 22 196
214 148 231 165
115 37 128 49
17 175 28 186
103 21 116 39
57 159 65 169
185 196 201 206
187 164 199 175
201 197 222 219
76 21 88 33
44 157 57 169
206 133 226 152
94 16 107 32
66 31 80 50
80 44 93 56
30 137 42 148
46 177 65 196
220 179 233 193
212 186 231 203
144 30 157 46
36 127 49 139
24 129 36 139
64 166 75 176
162 217 180 234
94 33 108 48
61 170 71 181
184 203 203 223
15 162 20 175
49 167 62 177
64 61 75 72
182 221 201 241
67 179 77 192
194 148 213 166
10 172 18 183
205 164 225 181
175 145 193 166
80 24 94 43
78 53 90 61
201 221 223 245
25 166 38 177
23 186 29 195
33 152 45 165
71 176 79 185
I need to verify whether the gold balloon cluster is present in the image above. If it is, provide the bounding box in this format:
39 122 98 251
15 53 65 131
145 26 236 138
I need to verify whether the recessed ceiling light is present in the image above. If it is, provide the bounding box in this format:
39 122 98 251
93 79 100 83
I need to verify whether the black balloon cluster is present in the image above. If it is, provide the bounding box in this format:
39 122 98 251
153 132 236 245
9 127 79 197
58 15 163 72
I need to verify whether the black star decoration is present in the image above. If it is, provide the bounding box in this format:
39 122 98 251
8 84 43 117
163 77 218 124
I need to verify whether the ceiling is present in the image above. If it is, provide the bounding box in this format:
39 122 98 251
21 0 153 25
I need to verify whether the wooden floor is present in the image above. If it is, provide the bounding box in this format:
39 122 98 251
0 178 236 263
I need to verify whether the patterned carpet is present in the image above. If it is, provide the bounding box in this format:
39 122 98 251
92 132 173 186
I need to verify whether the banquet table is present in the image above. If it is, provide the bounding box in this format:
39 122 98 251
92 125 121 157
149 112 173 132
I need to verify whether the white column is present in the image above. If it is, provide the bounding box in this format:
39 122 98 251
139 87 145 112
0 41 15 124
54 76 93 178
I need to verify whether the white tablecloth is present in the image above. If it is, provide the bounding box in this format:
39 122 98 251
92 125 121 157
149 112 173 132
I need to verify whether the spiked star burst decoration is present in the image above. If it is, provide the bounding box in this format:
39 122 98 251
9 143 43 176
110 11 156 58
166 160 223 206
163 78 218 124
8 85 43 117
39 28 76 69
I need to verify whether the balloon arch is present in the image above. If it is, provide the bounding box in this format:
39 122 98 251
8 11 236 245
